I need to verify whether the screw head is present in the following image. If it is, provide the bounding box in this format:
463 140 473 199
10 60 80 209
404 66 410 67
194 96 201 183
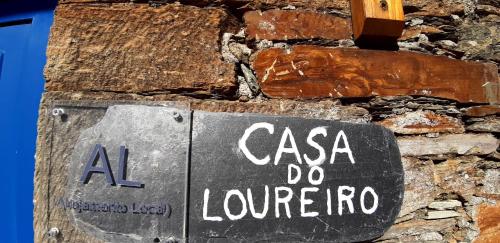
47 227 60 238
52 108 65 117
172 111 182 122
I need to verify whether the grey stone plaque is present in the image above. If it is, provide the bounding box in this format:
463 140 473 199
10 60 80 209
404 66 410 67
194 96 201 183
189 112 404 242
52 102 190 242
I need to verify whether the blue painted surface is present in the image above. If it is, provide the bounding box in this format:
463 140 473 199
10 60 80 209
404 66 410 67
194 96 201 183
0 0 56 242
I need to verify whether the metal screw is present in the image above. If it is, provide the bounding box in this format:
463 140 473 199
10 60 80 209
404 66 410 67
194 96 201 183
47 227 60 238
380 0 388 10
165 237 177 243
172 111 182 122
52 108 65 117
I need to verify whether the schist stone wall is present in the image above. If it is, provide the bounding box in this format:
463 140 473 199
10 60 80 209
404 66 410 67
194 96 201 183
36 0 499 242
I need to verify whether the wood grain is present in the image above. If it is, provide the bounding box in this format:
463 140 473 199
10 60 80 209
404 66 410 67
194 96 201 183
363 0 404 20
244 9 352 41
252 45 499 103
350 0 404 40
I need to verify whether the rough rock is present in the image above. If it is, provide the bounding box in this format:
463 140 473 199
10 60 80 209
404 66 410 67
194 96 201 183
240 64 260 95
394 212 416 224
229 43 252 63
475 204 500 243
403 0 469 16
364 96 461 120
398 134 499 156
378 219 456 241
252 46 499 103
426 210 461 219
476 4 500 16
457 20 499 62
482 170 500 195
463 105 500 117
237 76 254 100
419 232 444 241
400 25 444 41
244 10 351 41
434 156 488 201
222 33 239 63
429 200 462 210
44 4 239 97
378 110 464 134
467 117 500 133
399 157 437 217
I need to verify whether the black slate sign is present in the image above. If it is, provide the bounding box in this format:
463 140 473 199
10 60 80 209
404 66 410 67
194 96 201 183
189 112 404 242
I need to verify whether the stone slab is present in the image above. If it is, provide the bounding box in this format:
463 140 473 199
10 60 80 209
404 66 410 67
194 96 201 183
379 218 456 241
463 105 500 117
433 156 485 201
44 4 238 96
397 134 499 156
378 110 464 134
428 200 462 210
482 170 500 195
399 157 436 217
404 0 469 16
466 117 500 133
426 210 461 219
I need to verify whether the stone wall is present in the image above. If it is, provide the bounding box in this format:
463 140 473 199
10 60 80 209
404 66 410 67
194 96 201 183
36 0 499 242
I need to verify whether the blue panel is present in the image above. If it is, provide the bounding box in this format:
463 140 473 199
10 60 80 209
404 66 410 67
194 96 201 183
0 0 56 242
0 50 4 79
0 21 31 243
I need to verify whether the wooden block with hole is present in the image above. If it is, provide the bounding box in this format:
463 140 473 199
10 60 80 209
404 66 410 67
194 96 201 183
350 0 404 44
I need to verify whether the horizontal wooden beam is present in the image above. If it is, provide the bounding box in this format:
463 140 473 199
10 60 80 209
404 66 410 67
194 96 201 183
252 46 499 103
244 10 352 41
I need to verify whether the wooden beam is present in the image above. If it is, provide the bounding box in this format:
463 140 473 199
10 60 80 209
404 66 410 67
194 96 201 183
252 45 499 104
